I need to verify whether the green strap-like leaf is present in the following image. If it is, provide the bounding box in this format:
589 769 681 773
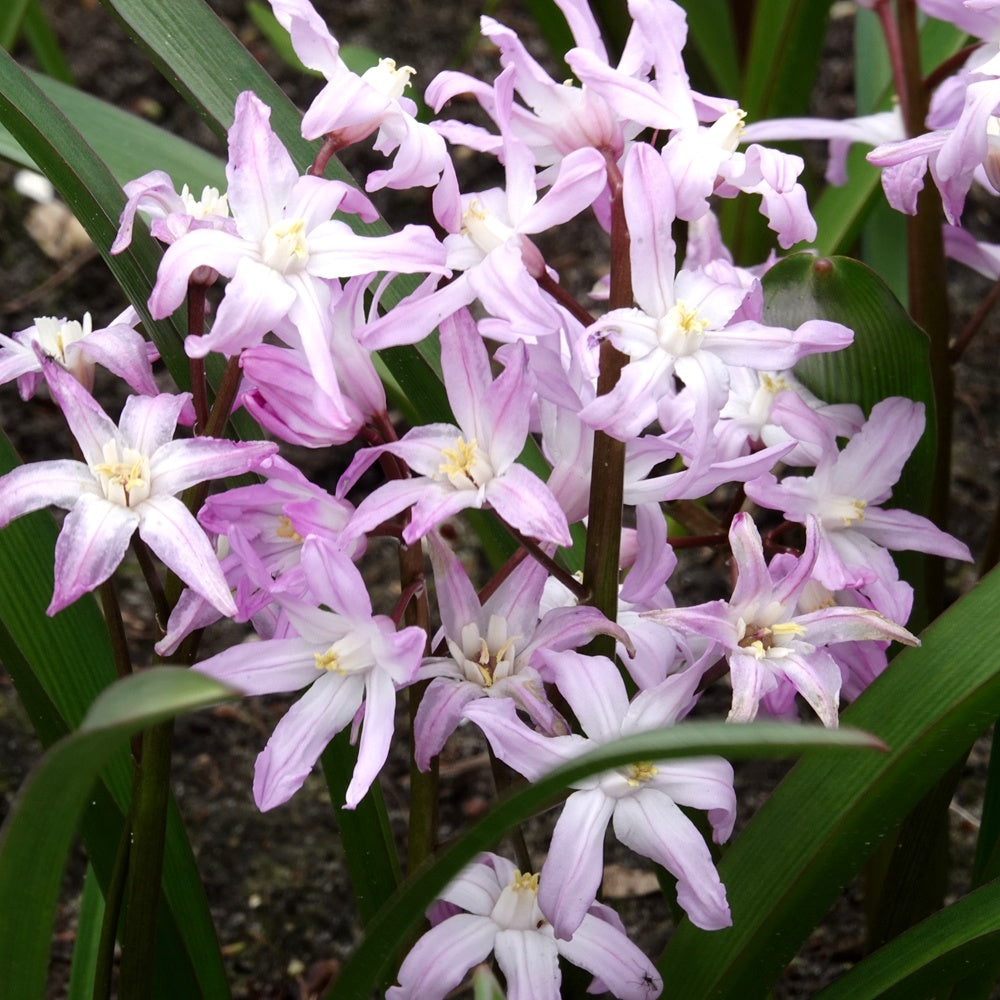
329 723 883 998
814 877 1000 1000
0 668 238 1000
0 70 225 189
657 566 1000 997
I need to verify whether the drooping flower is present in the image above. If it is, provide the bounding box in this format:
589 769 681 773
0 308 158 399
194 539 424 810
413 531 631 769
0 360 277 615
388 853 662 1000
643 513 920 726
466 652 736 938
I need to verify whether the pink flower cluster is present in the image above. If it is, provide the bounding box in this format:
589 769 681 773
0 0 973 996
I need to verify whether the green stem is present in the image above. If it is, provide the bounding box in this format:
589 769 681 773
118 721 174 999
581 155 631 655
897 0 952 614
93 803 133 999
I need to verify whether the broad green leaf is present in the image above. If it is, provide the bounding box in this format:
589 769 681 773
0 0 31 50
0 668 238 1000
743 1 834 122
814 878 1000 1000
0 70 225 189
20 3 74 85
657 566 1000 997
762 253 935 516
321 730 402 925
676 0 740 97
329 723 882 997
66 864 106 1000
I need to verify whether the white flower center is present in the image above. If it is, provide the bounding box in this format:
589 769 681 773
462 199 515 256
450 614 520 688
361 57 415 102
33 314 91 366
985 116 1000 195
822 495 867 528
709 108 747 153
261 218 310 274
490 870 544 930
437 436 493 490
93 440 151 507
737 619 805 659
313 632 373 675
657 300 709 356
179 184 230 220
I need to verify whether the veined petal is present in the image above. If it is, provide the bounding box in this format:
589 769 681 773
253 671 366 810
859 506 972 561
494 929 560 1000
149 229 249 319
519 146 606 234
556 911 661 1000
195 636 327 693
612 791 732 930
535 651 627 740
50 493 138 614
413 676 483 771
138 494 237 616
42 362 119 468
150 437 277 497
539 789 615 939
227 91 298 239
623 142 677 318
0 459 96 525
186 257 296 359
344 666 397 808
307 221 447 278
405 487 481 543
485 464 571 546
778 649 843 728
388 914 496 1000
118 392 188 457
440 309 493 438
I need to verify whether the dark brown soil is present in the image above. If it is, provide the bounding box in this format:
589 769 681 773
0 3 997 999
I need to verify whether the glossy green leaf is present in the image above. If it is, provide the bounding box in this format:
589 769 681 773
321 730 402 925
657 566 1000 997
0 668 238 1000
743 1 834 121
0 71 224 189
0 0 31 49
330 723 883 998
762 253 935 516
677 0 740 97
66 864 105 1000
814 878 1000 1000
20 3 74 84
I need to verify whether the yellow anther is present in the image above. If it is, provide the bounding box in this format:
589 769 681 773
512 870 540 892
314 648 342 673
276 515 303 542
439 436 479 480
626 761 659 787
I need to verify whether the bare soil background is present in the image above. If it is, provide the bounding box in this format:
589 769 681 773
0 2 997 998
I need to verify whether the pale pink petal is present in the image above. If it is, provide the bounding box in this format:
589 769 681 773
387 914 496 1000
118 392 188 457
485 464 571 546
494 929 561 1000
538 789 615 939
148 229 249 319
253 671 366 810
344 667 397 808
138 494 237 615
50 494 138 614
612 791 732 930
0 460 96 525
150 438 277 498
194 636 326 694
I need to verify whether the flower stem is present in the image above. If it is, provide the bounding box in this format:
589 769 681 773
582 156 631 652
118 720 174 999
